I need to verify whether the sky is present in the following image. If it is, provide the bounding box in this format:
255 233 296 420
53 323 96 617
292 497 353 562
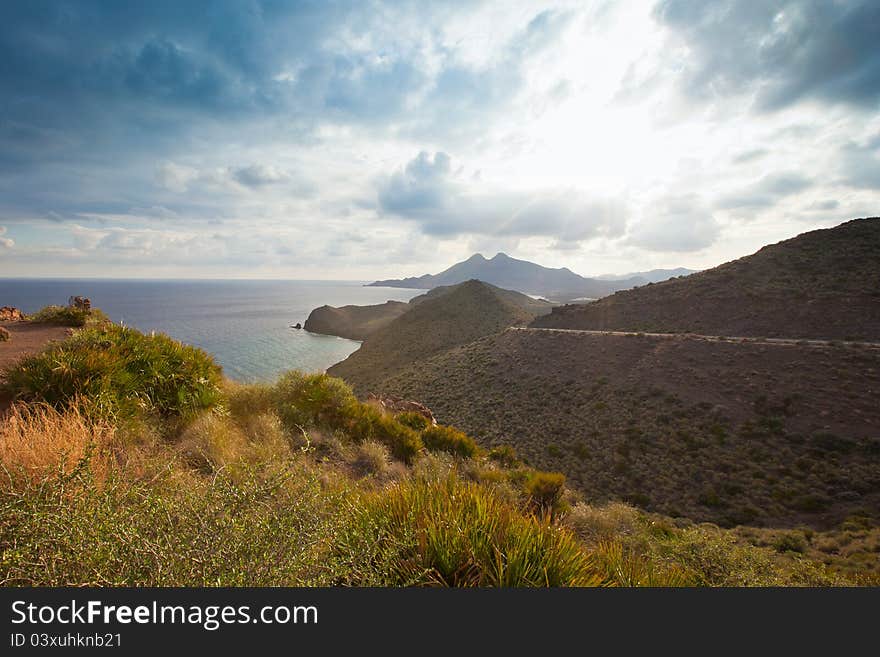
0 0 878 280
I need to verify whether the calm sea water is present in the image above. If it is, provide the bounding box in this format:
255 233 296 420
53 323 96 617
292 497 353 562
0 279 424 382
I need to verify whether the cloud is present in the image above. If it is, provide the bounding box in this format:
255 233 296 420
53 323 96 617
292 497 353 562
627 196 719 252
717 173 814 210
654 0 880 111
807 199 839 212
231 164 287 187
1 2 878 278
377 151 628 243
837 133 880 190
155 161 199 192
0 225 13 249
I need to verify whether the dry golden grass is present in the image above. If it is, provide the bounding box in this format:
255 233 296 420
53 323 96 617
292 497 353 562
565 502 642 544
0 402 116 488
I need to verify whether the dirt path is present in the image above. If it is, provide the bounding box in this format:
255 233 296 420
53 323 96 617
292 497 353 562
0 321 70 413
509 326 880 350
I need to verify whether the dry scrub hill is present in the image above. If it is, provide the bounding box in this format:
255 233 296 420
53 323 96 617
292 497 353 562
533 217 880 341
374 328 880 532
328 280 550 393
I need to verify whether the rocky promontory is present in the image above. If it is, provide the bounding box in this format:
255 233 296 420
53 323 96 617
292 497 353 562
304 300 411 341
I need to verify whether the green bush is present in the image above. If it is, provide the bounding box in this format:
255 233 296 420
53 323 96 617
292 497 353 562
395 411 431 432
773 532 808 554
422 424 479 458
340 402 423 463
488 444 520 467
372 413 423 462
3 324 223 420
524 471 566 514
330 475 600 586
28 305 107 327
273 372 357 431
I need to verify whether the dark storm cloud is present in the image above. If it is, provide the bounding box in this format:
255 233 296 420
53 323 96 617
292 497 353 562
654 0 880 111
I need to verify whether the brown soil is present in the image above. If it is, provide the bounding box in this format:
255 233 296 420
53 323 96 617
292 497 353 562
0 321 70 413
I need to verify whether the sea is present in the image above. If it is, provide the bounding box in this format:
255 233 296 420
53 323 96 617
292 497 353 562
0 279 425 382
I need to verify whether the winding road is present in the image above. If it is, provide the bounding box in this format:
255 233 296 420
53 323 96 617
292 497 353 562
508 326 880 350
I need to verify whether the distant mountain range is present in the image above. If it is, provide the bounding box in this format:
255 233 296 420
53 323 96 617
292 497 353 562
367 252 694 302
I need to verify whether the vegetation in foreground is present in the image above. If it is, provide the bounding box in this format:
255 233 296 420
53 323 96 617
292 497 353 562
0 321 871 586
378 329 880 555
27 304 109 327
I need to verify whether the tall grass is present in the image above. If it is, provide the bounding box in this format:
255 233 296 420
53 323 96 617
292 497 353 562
0 465 344 586
331 474 601 586
0 402 116 489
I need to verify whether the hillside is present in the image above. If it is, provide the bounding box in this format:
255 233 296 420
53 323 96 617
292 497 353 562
374 328 880 535
304 300 411 341
306 283 553 342
369 252 643 301
328 280 550 392
597 267 696 283
533 218 880 341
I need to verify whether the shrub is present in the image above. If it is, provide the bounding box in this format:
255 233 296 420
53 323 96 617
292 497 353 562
0 326 9 342
793 493 831 513
330 475 600 586
28 305 108 327
773 531 808 554
422 424 479 458
352 441 391 477
177 413 252 474
273 372 357 431
524 470 566 514
227 382 276 420
339 402 423 463
810 432 856 454
565 502 641 544
3 324 223 421
488 444 520 467
373 414 423 463
395 411 431 432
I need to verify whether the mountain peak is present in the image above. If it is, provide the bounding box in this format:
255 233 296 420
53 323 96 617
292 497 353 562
466 253 487 262
491 252 511 261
